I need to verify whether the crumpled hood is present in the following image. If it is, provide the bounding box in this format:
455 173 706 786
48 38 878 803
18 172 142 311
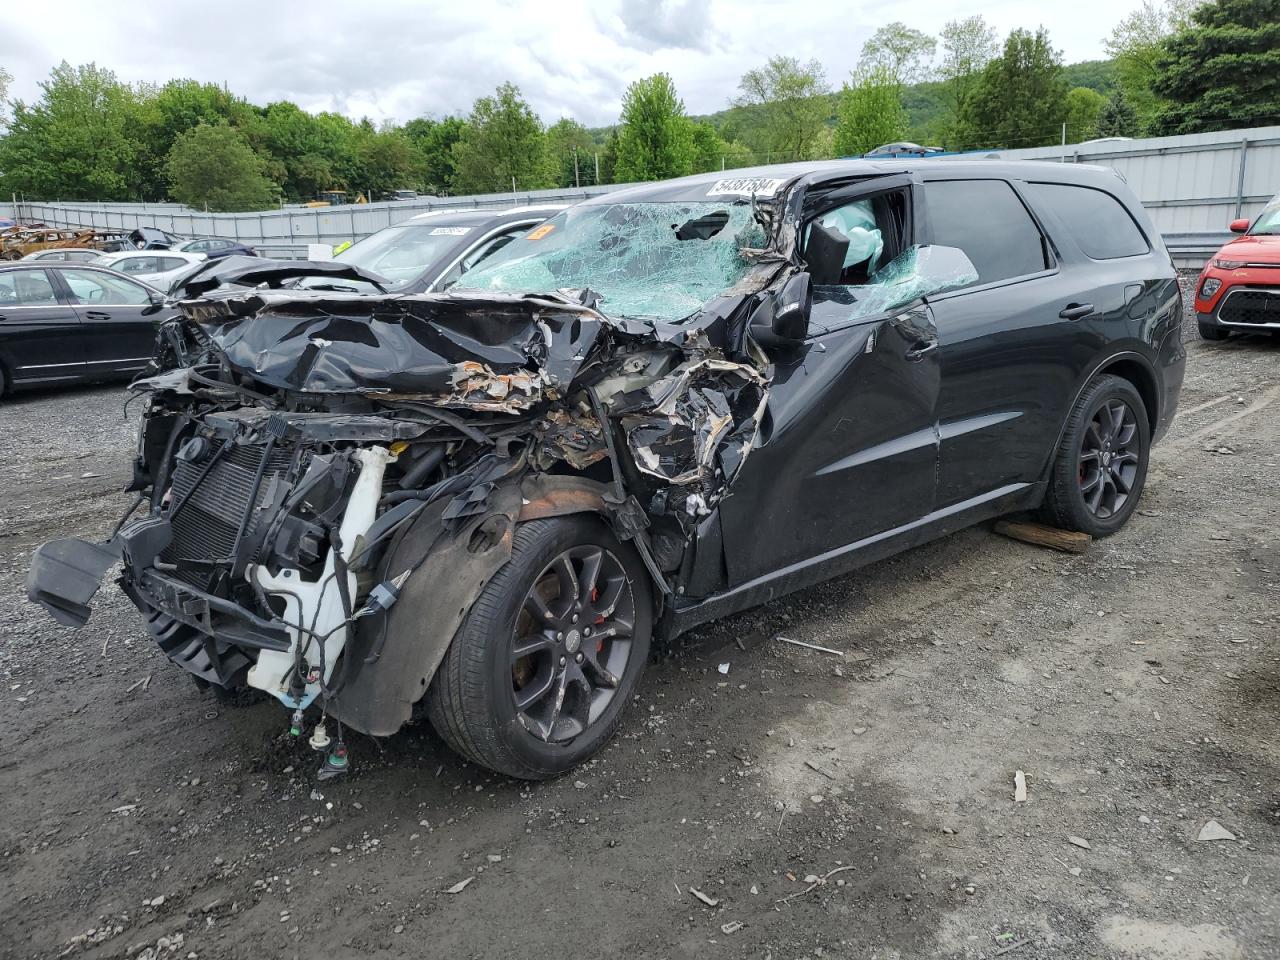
180 290 610 408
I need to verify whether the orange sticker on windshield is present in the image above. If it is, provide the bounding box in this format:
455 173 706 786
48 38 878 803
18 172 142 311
525 223 556 241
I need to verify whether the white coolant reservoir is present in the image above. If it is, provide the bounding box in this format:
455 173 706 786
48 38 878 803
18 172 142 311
247 445 392 707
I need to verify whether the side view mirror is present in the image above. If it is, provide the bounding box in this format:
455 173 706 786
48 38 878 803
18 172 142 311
1229 218 1250 234
749 272 812 348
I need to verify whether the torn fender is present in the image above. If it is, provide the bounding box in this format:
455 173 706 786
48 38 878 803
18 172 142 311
330 487 520 737
330 474 629 737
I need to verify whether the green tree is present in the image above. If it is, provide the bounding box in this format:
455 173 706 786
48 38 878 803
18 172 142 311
250 101 350 198
165 123 276 211
1149 0 1280 133
689 121 752 173
0 62 145 200
1104 0 1198 125
954 28 1070 149
354 125 421 198
938 16 999 138
0 66 11 111
1064 86 1107 142
860 22 938 86
733 56 831 161
599 128 620 184
450 82 555 194
1097 89 1141 136
546 117 596 186
136 79 255 199
403 116 466 193
834 65 909 155
614 73 696 182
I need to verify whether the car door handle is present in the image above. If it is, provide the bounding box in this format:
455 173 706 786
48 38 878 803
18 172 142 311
85 311 111 320
905 338 938 360
1059 302 1095 321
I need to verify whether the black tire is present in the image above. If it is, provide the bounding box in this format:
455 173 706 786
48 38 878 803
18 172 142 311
1199 321 1230 342
1040 374 1150 538
427 515 652 780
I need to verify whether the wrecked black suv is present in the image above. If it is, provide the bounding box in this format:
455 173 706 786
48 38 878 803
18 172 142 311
28 161 1185 779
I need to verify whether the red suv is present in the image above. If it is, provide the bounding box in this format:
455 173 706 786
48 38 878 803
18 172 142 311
1194 194 1280 340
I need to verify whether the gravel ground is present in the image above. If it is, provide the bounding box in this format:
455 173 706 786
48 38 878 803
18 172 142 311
1 291 1277 960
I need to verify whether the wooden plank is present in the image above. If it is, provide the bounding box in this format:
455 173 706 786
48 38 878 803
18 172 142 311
993 520 1091 554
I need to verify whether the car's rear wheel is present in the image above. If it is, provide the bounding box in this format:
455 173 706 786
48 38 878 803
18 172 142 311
1198 320 1230 341
427 515 651 779
1040 374 1150 538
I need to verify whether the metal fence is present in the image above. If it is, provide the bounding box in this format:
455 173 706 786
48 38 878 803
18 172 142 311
4 125 1277 266
1 186 627 259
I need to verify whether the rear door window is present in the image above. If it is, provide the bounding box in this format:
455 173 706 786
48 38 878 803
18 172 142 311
1027 182 1149 259
924 179 1049 284
0 269 60 305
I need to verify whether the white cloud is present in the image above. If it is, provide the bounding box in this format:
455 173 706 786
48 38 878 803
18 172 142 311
1 0 1131 128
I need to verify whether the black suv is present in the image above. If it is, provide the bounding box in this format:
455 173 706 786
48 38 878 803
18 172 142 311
29 160 1184 781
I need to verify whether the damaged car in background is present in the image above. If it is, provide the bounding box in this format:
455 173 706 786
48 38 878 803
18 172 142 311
28 161 1185 780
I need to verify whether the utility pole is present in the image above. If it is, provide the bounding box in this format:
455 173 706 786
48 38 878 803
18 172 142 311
573 147 580 189
594 152 600 184
1061 122 1067 162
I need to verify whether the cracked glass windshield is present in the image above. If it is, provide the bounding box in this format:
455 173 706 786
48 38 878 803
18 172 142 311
457 202 764 321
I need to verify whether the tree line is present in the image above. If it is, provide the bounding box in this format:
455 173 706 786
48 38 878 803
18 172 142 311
0 0 1273 211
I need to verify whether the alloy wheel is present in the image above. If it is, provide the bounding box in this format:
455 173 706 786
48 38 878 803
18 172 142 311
1078 399 1140 519
510 545 635 743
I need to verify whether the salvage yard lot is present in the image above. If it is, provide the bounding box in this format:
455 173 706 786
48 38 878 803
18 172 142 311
1 331 1277 959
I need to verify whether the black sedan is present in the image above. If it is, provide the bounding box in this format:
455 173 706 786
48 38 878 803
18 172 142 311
0 264 170 394
28 160 1185 782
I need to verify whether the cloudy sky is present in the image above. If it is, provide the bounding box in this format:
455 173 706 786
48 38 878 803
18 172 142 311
3 0 1133 127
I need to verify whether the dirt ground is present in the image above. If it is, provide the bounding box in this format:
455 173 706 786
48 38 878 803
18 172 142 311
1 323 1276 960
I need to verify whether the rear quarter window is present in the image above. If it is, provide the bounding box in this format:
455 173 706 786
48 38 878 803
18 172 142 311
1027 182 1150 259
924 179 1049 284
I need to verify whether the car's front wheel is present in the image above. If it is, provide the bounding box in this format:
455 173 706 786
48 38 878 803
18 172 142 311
1041 374 1150 538
427 515 652 779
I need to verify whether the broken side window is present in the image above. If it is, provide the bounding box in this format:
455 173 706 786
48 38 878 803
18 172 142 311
801 188 975 329
455 202 766 323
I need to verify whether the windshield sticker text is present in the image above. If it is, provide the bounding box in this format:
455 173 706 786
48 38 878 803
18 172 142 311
706 177 786 198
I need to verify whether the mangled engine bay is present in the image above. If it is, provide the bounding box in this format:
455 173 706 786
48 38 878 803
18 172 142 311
28 273 771 759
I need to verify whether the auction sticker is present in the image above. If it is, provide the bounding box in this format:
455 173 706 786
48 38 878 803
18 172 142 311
429 226 472 236
706 177 786 198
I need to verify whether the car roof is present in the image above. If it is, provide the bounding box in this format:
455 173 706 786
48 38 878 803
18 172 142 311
405 204 566 227
584 158 1127 205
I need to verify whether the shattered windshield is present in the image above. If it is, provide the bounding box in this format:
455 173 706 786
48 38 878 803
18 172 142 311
456 202 765 322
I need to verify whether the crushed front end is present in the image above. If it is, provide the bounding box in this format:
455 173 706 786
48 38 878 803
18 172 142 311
27 251 777 764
